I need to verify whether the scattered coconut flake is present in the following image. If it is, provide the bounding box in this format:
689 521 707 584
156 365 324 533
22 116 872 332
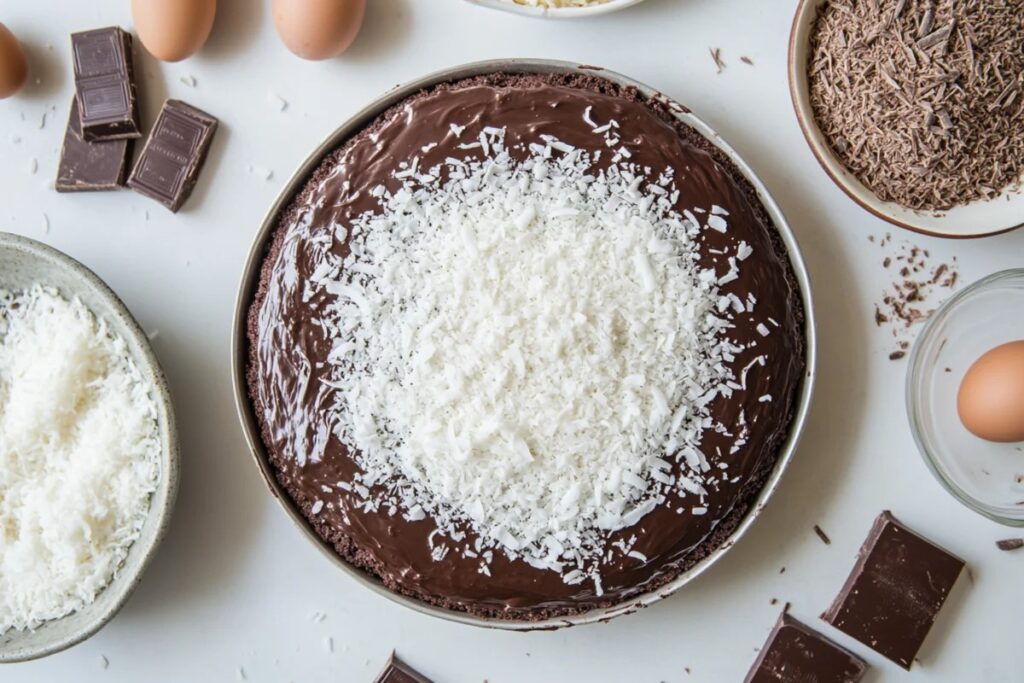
627 550 648 563
99 655 109 670
179 75 197 88
707 214 728 233
248 164 274 181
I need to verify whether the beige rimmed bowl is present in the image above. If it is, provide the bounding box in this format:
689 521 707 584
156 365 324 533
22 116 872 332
0 233 179 662
465 0 647 19
788 0 1024 239
232 59 817 630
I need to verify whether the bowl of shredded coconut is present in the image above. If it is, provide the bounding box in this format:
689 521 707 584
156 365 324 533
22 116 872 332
0 233 178 662
466 0 648 19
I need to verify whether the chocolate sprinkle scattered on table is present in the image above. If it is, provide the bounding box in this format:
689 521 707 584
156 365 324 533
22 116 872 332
809 0 1024 211
996 538 1024 551
814 524 832 545
872 235 958 358
710 47 726 73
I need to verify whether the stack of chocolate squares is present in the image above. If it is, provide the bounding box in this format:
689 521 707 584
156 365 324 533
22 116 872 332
56 26 217 213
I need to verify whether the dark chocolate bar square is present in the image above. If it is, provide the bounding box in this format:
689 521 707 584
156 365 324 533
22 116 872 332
823 511 965 670
374 653 433 683
56 96 133 192
71 27 141 142
128 99 218 213
745 612 867 683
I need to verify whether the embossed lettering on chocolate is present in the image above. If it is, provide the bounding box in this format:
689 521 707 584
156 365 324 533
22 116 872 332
245 72 807 621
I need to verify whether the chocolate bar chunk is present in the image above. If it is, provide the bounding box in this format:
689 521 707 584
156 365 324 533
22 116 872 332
746 612 867 683
128 99 218 212
374 653 433 683
56 97 133 192
71 27 141 142
823 511 965 670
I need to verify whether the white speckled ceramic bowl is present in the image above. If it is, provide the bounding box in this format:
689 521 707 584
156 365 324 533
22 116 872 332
466 0 647 19
0 233 179 663
233 59 817 630
789 0 1024 239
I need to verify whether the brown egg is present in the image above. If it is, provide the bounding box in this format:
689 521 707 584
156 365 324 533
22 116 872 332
0 23 28 99
132 0 217 62
957 340 1024 443
272 0 365 61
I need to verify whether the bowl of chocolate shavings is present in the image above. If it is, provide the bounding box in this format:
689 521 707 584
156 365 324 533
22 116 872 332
789 0 1024 239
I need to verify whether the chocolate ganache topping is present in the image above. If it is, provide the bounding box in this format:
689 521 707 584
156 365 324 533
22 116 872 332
246 71 806 620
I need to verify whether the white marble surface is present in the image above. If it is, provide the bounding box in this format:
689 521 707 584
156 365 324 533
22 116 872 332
1 1 1022 681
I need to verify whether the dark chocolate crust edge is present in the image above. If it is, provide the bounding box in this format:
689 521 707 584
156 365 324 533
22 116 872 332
244 70 808 622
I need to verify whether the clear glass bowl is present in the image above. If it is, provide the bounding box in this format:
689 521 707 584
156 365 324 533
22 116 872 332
907 269 1024 526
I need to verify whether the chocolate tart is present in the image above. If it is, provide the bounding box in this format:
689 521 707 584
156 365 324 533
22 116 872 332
236 62 814 626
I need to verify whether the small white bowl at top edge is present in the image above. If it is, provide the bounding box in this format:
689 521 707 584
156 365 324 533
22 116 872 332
788 0 1024 239
0 232 180 663
466 0 648 19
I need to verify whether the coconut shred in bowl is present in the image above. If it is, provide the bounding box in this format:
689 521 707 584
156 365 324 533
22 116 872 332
247 72 805 620
0 287 160 633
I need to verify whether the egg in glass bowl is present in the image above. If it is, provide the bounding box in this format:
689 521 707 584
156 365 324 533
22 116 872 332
907 269 1024 526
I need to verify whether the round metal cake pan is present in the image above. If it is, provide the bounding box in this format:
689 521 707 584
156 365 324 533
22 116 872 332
232 59 818 631
0 233 180 661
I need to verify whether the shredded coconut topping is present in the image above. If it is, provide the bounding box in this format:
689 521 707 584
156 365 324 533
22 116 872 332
0 288 159 632
305 124 756 587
